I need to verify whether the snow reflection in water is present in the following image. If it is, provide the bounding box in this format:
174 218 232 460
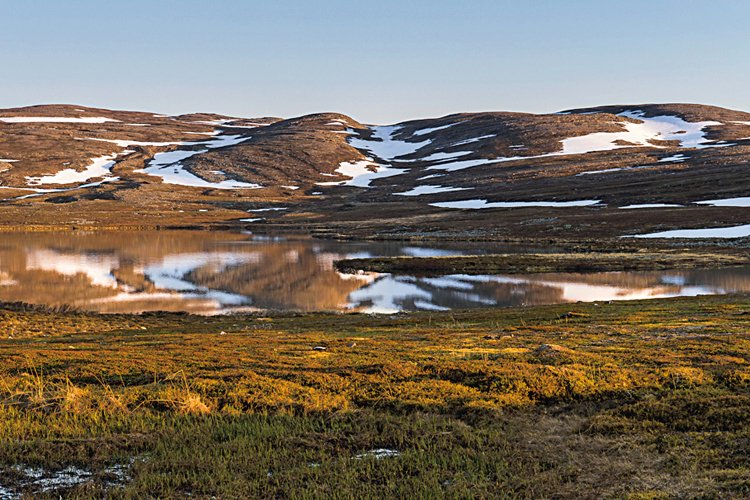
0 231 747 314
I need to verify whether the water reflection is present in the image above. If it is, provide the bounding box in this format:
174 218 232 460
0 231 748 314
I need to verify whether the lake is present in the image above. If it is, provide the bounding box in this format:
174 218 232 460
0 230 748 314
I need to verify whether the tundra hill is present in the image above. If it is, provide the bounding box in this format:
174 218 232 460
2 103 750 240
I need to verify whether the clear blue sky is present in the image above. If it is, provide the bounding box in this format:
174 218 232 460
2 0 749 123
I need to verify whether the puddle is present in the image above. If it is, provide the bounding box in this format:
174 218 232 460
0 461 133 497
354 448 400 460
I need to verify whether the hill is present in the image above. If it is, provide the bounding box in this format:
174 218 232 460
2 103 750 240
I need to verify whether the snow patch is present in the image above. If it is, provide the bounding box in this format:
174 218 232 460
394 185 471 196
349 126 430 161
0 116 119 123
426 157 518 172
189 119 232 126
431 199 601 209
411 122 459 136
576 164 657 176
658 153 689 163
451 134 496 146
559 111 719 154
26 154 116 186
627 224 750 239
84 137 184 148
695 197 750 207
317 159 406 188
137 134 262 189
576 167 629 176
619 204 683 209
249 207 287 212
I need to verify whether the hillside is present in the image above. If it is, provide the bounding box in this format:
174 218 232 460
2 103 750 240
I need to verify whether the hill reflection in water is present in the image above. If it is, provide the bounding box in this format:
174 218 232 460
0 231 747 314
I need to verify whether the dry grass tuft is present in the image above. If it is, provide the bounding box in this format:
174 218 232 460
179 392 211 414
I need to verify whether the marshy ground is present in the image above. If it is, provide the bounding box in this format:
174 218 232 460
334 250 750 275
0 296 748 497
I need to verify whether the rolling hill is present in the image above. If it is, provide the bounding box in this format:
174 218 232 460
2 103 750 240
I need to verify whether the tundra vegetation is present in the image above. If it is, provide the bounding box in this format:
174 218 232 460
0 296 748 498
334 251 750 275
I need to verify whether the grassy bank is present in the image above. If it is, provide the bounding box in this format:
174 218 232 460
0 297 748 497
335 251 750 275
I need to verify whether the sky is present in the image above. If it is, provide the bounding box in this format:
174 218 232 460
1 0 749 123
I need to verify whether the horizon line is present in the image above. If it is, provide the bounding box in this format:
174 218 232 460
0 100 747 126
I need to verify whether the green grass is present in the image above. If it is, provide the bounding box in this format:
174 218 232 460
0 296 748 497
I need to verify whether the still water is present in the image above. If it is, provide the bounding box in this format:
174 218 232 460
0 231 747 314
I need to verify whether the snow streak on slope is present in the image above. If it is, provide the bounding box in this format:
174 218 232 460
0 116 119 124
426 157 521 172
138 134 262 189
411 122 459 136
349 126 431 161
451 134 497 147
320 126 431 187
0 180 117 202
394 185 471 196
84 137 184 148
